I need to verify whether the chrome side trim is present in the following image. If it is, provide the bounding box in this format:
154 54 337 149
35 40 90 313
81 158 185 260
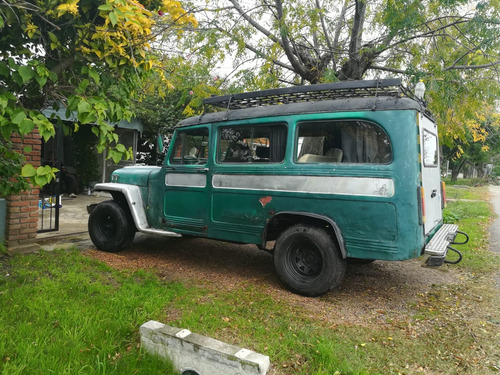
93 183 181 238
212 174 394 197
165 173 206 188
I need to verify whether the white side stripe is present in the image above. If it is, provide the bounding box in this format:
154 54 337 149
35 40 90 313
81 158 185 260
166 173 206 188
212 174 394 197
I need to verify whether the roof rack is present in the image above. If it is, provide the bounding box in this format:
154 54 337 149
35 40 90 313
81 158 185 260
204 78 419 110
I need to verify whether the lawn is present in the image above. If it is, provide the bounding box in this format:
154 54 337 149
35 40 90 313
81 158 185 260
1 186 499 374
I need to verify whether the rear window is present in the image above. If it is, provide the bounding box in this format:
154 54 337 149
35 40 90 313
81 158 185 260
422 129 438 167
217 124 287 163
296 120 392 164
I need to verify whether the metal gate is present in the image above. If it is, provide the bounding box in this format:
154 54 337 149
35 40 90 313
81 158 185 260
38 132 62 233
38 179 60 233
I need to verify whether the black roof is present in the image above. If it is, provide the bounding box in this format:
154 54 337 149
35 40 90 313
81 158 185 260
178 78 430 127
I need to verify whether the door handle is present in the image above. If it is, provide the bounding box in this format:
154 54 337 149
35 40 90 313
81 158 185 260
196 168 209 173
431 189 437 198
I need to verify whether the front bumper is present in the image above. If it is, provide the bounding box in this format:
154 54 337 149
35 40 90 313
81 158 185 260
423 224 462 266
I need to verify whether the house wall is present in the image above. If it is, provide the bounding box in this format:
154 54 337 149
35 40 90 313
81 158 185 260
5 130 42 254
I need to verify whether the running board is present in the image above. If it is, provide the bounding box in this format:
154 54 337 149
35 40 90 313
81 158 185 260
423 224 461 266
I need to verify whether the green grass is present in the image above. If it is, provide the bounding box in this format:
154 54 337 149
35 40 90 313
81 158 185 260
2 246 499 374
0 250 179 375
443 190 499 272
446 185 489 200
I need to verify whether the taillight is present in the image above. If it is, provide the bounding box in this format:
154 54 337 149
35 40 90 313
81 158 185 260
441 181 447 209
418 187 426 225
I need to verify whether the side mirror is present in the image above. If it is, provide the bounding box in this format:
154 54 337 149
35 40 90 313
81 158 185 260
157 135 164 153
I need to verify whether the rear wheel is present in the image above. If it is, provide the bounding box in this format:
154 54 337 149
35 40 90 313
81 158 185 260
273 224 346 296
88 200 135 252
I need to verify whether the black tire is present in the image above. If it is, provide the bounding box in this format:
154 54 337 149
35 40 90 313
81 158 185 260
273 224 346 297
88 200 136 252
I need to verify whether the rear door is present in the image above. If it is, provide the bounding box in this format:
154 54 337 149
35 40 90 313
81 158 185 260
419 113 443 235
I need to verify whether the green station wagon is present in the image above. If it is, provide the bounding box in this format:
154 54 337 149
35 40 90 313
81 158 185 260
89 79 468 296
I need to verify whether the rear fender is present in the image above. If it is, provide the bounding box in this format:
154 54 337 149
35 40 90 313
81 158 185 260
264 211 347 258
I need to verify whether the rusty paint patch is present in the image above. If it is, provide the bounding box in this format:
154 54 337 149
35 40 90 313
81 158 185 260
259 196 272 208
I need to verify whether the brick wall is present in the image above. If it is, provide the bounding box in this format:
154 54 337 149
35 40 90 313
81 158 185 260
5 131 42 253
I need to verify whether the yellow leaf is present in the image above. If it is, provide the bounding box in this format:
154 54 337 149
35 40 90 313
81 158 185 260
56 0 80 17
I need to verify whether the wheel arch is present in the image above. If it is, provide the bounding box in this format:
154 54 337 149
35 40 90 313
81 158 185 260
93 183 146 230
92 183 181 238
263 211 347 258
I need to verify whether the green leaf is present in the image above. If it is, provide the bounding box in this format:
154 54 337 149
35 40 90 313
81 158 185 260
35 75 47 87
23 146 32 153
78 79 90 92
0 16 4 29
48 32 58 43
115 143 126 153
109 11 118 26
11 72 23 86
21 164 37 177
77 99 92 114
0 123 13 140
0 61 9 78
89 68 100 84
49 71 58 82
98 4 112 11
18 66 35 84
18 118 35 135
0 96 8 111
108 149 122 164
11 109 27 125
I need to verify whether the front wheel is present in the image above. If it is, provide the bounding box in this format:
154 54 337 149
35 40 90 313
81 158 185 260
88 200 135 252
274 225 346 297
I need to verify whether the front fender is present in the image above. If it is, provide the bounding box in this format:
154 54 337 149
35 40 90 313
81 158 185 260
93 183 181 238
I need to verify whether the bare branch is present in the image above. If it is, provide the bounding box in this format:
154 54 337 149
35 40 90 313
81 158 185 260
369 65 406 74
274 0 309 78
348 0 366 55
315 0 333 51
444 59 500 71
229 0 282 46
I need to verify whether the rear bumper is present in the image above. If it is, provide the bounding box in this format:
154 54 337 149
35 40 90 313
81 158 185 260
423 224 459 266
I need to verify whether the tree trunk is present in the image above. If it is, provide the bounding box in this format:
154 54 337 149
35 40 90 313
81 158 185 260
450 159 467 182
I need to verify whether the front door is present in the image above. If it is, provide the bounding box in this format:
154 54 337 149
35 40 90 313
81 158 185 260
163 126 211 234
419 113 443 235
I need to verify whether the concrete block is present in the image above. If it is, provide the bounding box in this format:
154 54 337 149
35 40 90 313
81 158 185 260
140 320 270 375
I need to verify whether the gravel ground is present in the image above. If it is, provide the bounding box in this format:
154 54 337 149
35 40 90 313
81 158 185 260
86 233 461 326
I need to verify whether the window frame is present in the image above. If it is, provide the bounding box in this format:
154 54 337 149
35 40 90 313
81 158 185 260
422 128 439 168
294 119 393 165
216 122 288 164
169 126 210 166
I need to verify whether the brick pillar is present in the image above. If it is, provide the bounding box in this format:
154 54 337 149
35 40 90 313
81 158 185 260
5 131 42 254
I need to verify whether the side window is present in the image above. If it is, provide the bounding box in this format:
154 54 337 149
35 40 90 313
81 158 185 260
170 127 209 165
296 120 392 164
218 124 287 163
422 129 438 167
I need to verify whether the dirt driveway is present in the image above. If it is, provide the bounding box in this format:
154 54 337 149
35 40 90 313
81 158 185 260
86 232 462 326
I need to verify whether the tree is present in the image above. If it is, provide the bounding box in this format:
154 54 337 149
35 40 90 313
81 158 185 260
442 102 500 181
0 0 196 195
176 0 500 177
181 0 500 85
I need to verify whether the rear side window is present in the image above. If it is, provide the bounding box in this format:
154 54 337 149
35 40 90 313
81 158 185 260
296 120 392 164
422 129 438 167
218 124 287 163
170 127 210 165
